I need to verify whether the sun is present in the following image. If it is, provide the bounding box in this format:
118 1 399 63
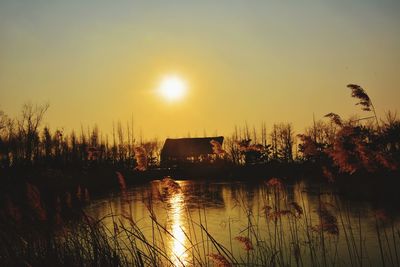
158 75 187 101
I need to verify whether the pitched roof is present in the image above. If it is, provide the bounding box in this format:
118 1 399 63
161 136 224 158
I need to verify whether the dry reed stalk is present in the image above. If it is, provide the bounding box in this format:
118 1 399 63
312 204 339 235
116 171 127 191
265 209 293 221
84 188 90 202
322 166 335 183
54 196 62 226
374 209 388 222
115 172 131 219
26 183 46 221
65 192 72 209
4 196 22 223
76 185 82 201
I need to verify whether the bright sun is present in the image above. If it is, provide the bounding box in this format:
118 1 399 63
158 75 187 101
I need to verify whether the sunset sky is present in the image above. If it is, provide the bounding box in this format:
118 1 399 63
1 0 399 139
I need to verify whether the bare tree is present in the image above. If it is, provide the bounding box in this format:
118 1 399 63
270 123 294 162
42 126 52 159
0 110 8 132
278 123 294 162
17 103 49 162
270 124 279 160
117 121 126 162
261 122 267 147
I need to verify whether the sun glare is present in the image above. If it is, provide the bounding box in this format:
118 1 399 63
158 75 187 101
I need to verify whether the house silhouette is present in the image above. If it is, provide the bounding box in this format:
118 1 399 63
160 136 224 166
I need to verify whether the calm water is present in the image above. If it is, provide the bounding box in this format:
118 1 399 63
85 178 400 266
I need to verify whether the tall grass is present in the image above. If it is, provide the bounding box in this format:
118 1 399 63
0 175 399 266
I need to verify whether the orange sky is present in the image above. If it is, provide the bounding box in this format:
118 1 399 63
1 1 399 139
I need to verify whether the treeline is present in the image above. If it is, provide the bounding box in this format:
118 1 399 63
0 84 399 177
230 84 400 176
0 103 302 169
0 102 296 170
0 103 160 170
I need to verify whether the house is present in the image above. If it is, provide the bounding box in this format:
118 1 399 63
160 136 224 166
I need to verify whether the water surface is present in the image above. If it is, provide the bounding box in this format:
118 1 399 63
86 178 400 266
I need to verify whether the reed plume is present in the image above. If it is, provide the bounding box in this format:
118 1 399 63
327 126 359 174
264 203 293 220
134 146 147 171
324 113 343 126
347 84 380 127
210 139 226 155
266 209 293 221
266 178 284 190
208 253 232 267
235 236 254 251
347 84 372 111
237 139 264 152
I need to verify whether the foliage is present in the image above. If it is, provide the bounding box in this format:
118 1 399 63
298 84 399 177
1 84 399 176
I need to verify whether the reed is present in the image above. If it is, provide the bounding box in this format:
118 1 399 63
0 176 399 267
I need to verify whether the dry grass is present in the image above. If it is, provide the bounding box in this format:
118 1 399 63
0 176 399 267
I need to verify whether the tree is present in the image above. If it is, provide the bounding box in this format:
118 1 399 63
270 123 294 162
17 103 49 162
277 123 294 162
42 126 52 159
0 110 8 132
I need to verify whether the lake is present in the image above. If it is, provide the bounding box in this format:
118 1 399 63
85 177 400 266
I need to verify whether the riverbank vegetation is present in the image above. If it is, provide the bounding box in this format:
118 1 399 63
1 84 399 265
1 84 398 178
1 175 399 266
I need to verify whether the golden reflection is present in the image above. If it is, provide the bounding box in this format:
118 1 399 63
168 190 188 266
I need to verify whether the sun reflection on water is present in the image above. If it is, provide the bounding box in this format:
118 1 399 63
168 189 188 266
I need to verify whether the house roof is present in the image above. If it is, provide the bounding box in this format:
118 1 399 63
161 136 224 158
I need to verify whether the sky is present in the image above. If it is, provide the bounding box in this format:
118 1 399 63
1 0 399 139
